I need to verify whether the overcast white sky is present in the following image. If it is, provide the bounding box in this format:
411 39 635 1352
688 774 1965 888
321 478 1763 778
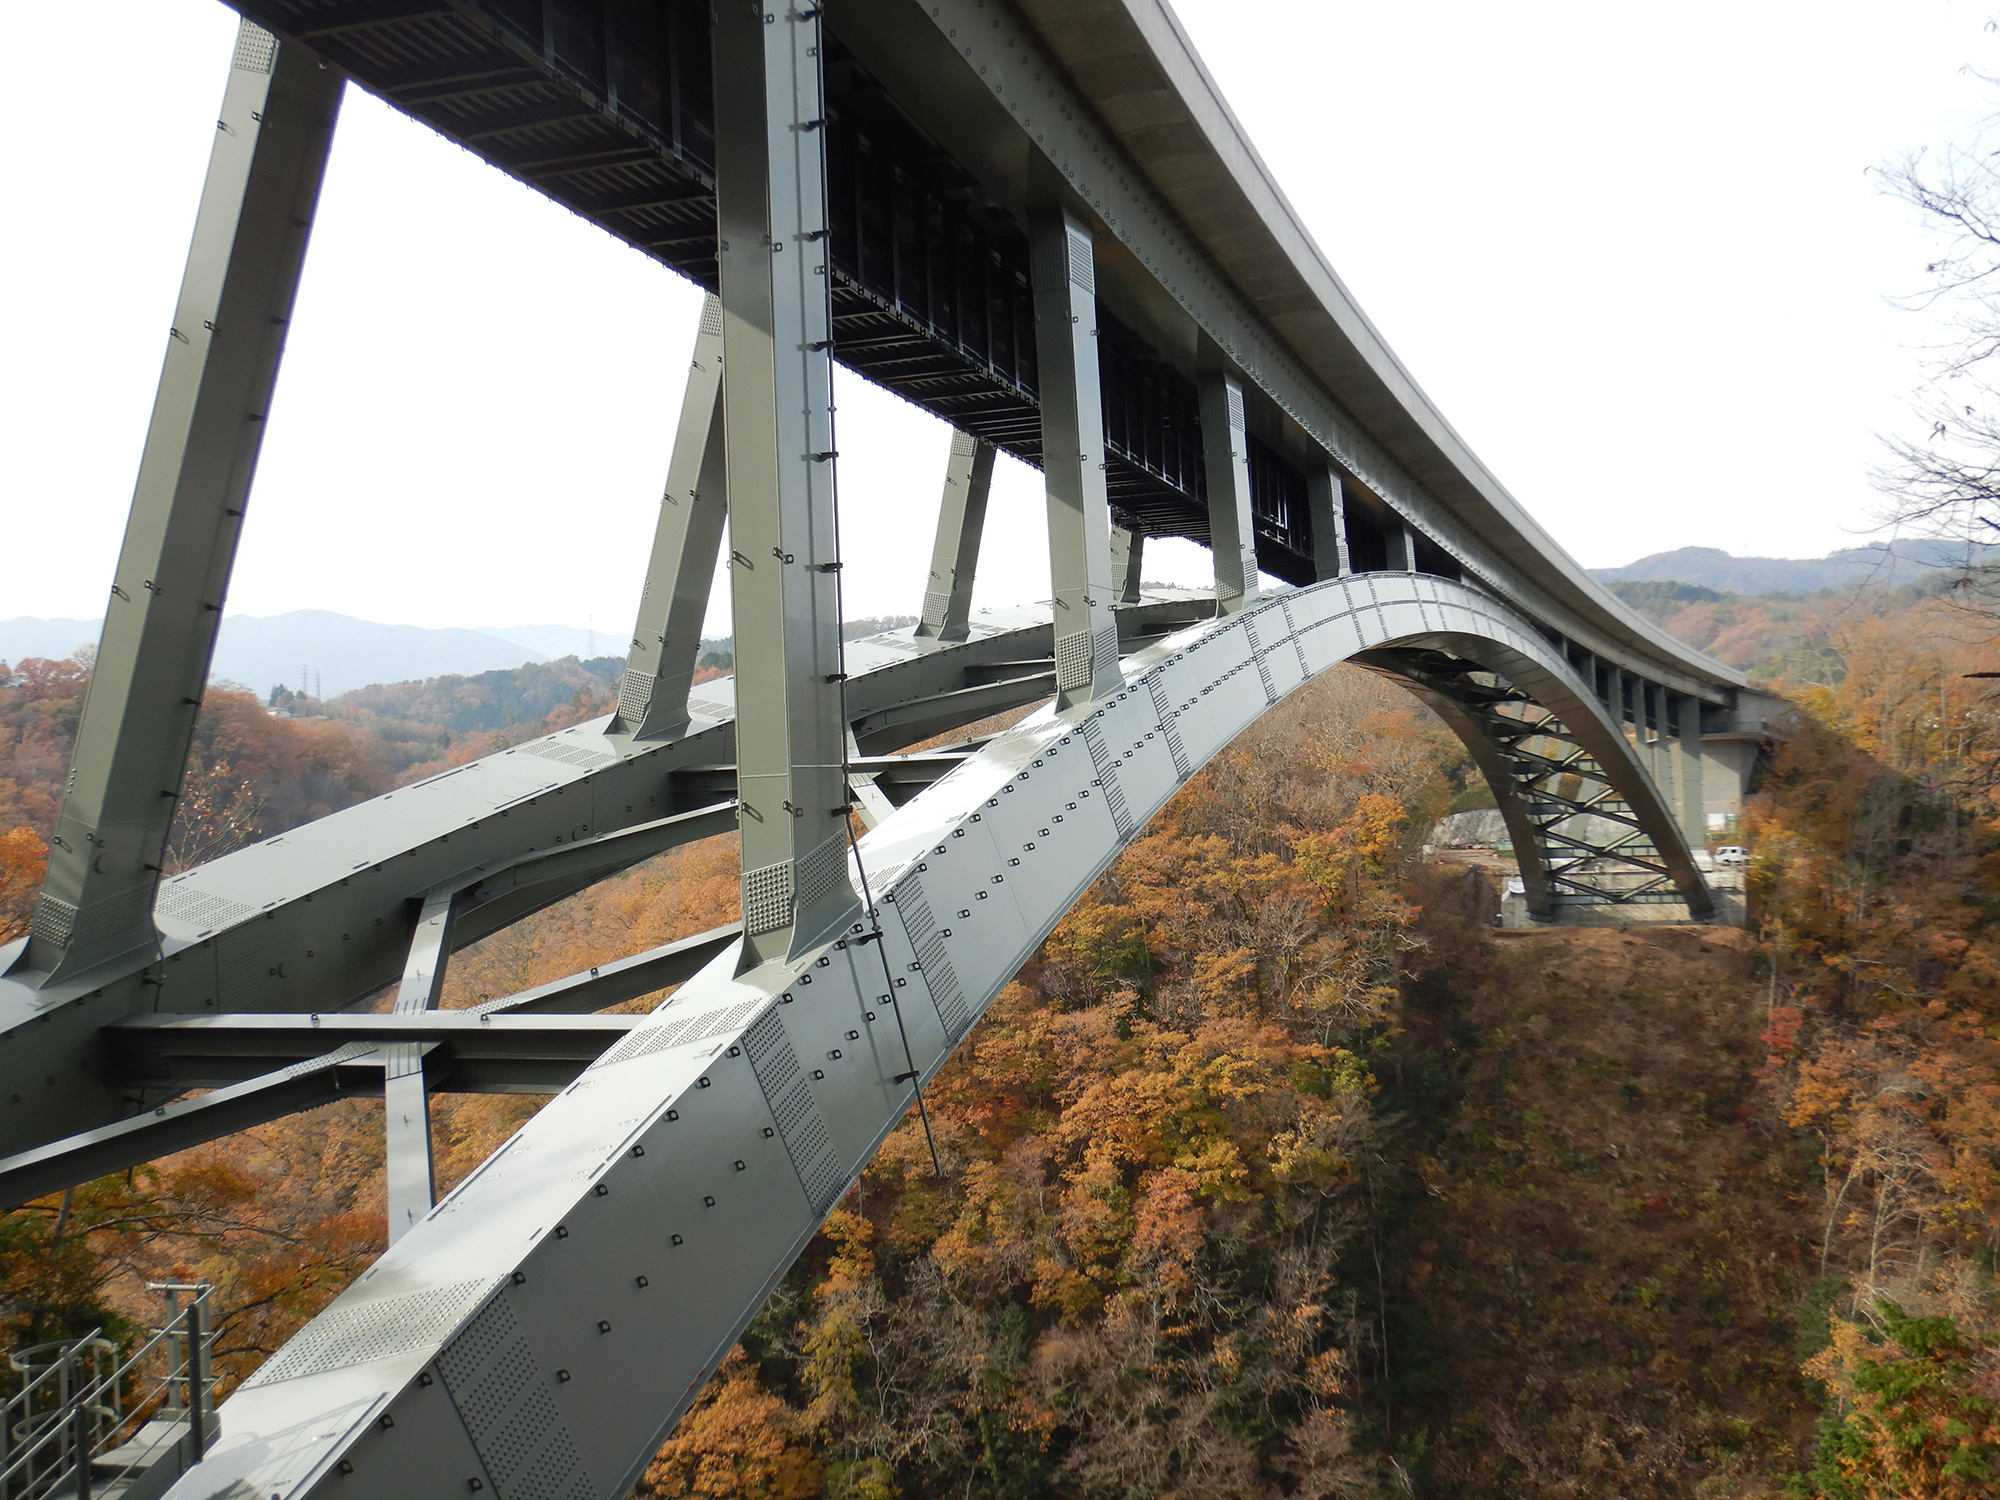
2 1 1993 636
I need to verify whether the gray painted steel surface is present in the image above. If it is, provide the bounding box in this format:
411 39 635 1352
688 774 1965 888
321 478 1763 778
1200 370 1260 614
1032 189 1126 708
617 295 728 742
28 31 340 981
153 575 1701 1500
714 0 858 967
0 3 1781 1495
913 433 997 647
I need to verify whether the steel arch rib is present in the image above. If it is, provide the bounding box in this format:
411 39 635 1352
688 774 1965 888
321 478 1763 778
1360 627 1715 921
162 574 1711 1499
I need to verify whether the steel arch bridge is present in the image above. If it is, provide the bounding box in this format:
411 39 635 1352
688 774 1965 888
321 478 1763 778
0 2 1775 1495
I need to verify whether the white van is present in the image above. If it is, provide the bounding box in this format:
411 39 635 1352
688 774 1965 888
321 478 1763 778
1712 845 1749 867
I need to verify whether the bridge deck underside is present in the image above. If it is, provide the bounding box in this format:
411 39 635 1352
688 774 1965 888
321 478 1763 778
234 0 1317 578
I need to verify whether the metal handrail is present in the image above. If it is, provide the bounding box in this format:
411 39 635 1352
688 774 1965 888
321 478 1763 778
0 1283 214 1499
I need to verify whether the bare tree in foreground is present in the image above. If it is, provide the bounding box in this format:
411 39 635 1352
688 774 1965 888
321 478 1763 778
1874 91 2000 616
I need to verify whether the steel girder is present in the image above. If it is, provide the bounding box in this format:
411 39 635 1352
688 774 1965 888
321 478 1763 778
210 0 1746 698
5 8 1746 1497
147 574 1714 1500
220 0 1319 578
27 31 341 983
0 594 1208 1173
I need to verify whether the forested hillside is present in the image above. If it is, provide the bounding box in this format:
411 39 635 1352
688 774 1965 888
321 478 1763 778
0 653 636 939
1590 542 1988 597
1604 574 1987 687
1 582 1997 1495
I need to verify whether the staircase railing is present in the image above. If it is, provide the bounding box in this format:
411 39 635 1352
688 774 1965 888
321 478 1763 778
1 1283 214 1499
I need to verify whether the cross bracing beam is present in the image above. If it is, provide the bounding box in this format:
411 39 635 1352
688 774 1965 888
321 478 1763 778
0 1047 387 1211
0 596 1210 1159
150 572 1719 1500
475 923 744 1018
671 756 969 815
848 673 1057 755
0 1015 644 1210
1362 636 1714 923
385 882 453 1239
1549 875 1679 905
0 928 743 1208
1520 786 1649 832
107 1012 643 1094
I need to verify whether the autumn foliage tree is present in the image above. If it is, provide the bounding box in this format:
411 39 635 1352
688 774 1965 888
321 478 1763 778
633 668 1463 1500
0 655 635 1383
1802 1300 2000 1499
1742 601 2000 1495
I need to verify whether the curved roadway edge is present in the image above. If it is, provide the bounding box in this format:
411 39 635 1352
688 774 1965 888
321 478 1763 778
159 573 1711 1500
868 0 1744 696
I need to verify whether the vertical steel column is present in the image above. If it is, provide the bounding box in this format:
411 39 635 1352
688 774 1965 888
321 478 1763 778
1029 188 1122 708
184 1297 209 1462
1306 464 1349 579
1110 526 1145 605
616 293 728 739
384 886 451 1242
1388 520 1419 572
1676 694 1706 844
72 1399 92 1500
1642 681 1667 788
23 23 341 981
1634 678 1652 772
912 430 994 646
1198 370 1259 615
1661 690 1684 837
715 0 857 967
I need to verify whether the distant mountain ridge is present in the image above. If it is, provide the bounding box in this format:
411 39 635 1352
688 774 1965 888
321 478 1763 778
1588 539 1991 596
0 610 882 701
0 611 570 698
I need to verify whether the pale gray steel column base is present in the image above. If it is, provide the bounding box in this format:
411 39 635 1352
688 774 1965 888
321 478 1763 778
617 293 729 741
1110 527 1145 605
913 432 995 647
161 575 1714 1500
1198 369 1260 614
